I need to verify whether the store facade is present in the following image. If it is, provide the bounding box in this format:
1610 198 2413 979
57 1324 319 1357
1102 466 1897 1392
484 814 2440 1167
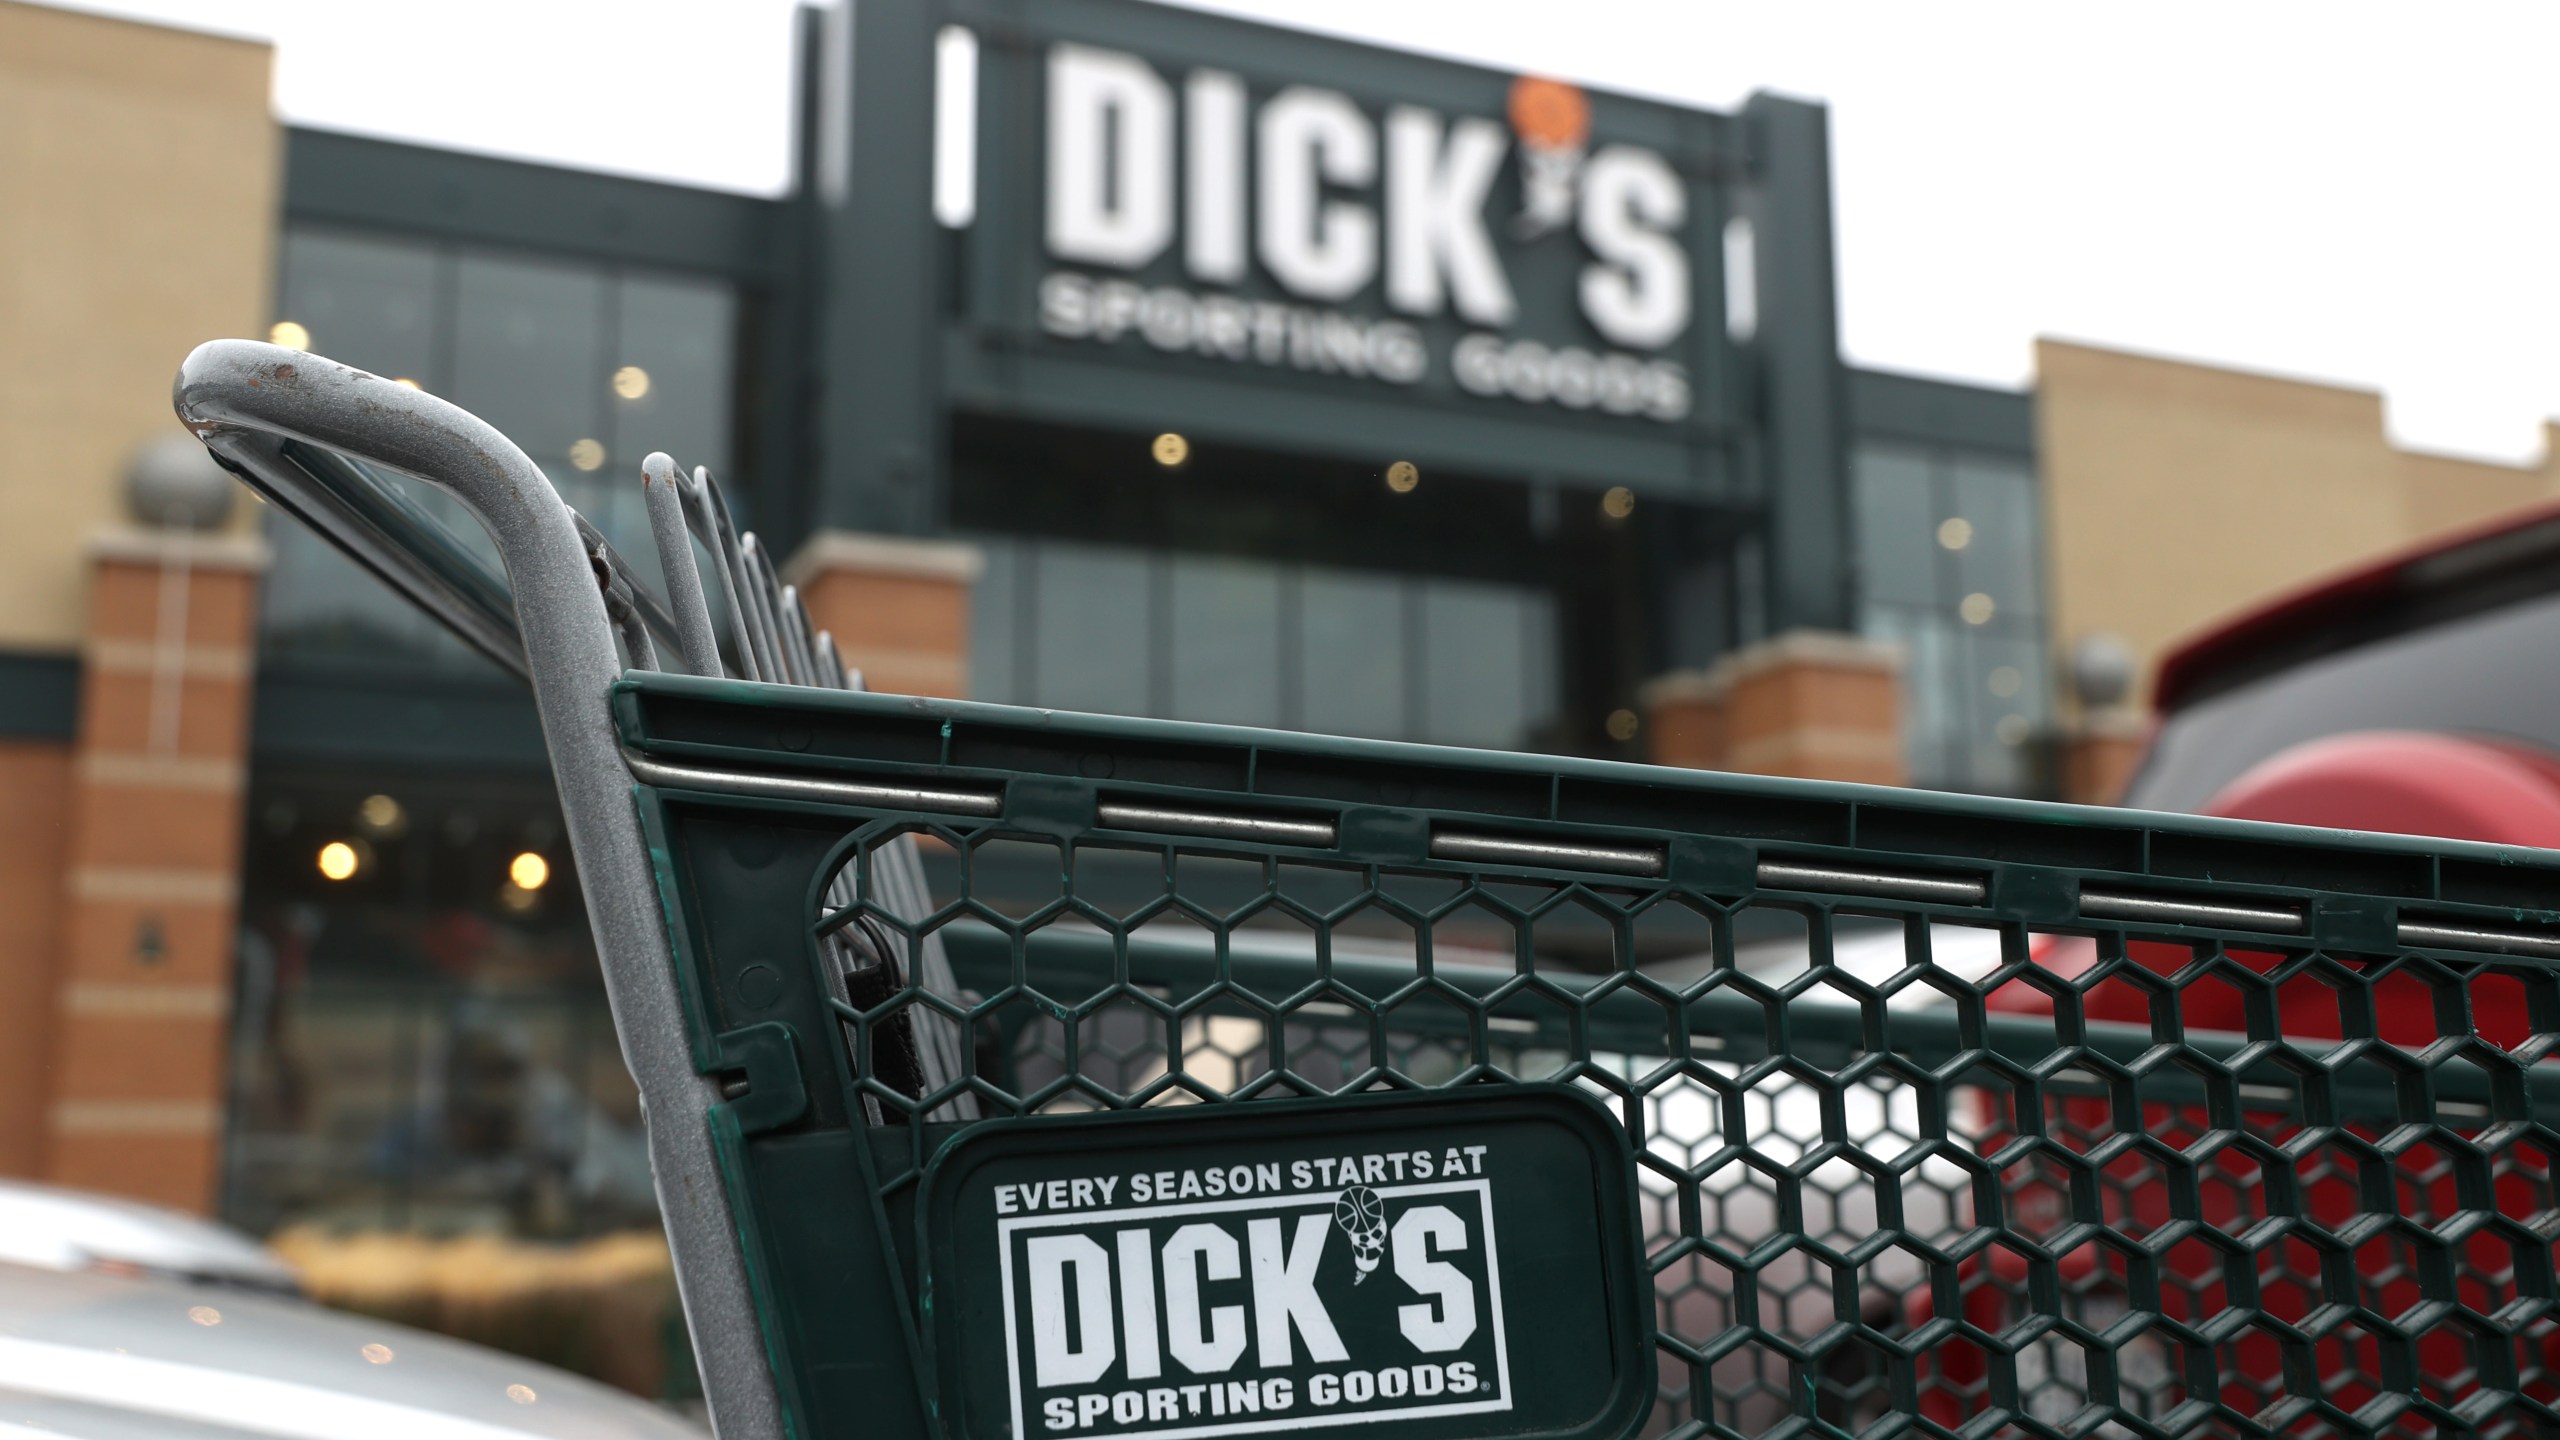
2 0 2046 1234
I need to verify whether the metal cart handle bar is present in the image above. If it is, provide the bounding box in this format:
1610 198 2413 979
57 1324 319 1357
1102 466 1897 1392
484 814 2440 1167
174 339 789 1440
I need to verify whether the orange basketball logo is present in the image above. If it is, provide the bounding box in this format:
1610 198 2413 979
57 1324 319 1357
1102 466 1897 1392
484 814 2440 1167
1508 76 1591 152
1508 76 1590 238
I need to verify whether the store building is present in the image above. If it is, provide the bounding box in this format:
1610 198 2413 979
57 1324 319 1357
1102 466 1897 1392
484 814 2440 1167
2 0 2553 1235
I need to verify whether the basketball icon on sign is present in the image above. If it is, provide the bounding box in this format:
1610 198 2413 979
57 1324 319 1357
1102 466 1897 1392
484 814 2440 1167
1334 1184 1387 1284
1509 75 1591 238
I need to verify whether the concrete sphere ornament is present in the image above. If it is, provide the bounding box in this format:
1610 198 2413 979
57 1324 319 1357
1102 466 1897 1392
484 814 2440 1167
2069 632 2137 710
125 433 236 532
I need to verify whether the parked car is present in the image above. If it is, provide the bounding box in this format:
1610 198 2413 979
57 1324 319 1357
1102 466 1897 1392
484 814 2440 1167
2131 498 2560 836
0 1182 702 1438
1927 500 2560 1428
0 1177 300 1296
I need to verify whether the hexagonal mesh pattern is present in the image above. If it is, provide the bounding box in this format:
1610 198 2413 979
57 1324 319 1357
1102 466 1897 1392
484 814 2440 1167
811 824 2560 1439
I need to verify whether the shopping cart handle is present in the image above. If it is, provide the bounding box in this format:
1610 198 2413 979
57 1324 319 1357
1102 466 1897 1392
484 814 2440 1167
172 340 548 673
177 340 535 509
170 337 787 1440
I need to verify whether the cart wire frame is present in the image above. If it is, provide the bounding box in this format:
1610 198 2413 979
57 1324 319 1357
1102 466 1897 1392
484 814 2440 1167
179 341 2560 1440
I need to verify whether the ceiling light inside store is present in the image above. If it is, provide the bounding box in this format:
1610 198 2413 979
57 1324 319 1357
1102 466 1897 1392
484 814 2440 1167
613 365 651 400
358 793 405 835
268 321 309 350
1960 592 1997 625
510 852 551 891
316 841 360 882
568 438 607 472
1937 517 1974 550
1151 433 1189 467
1386 461 1419 493
1601 486 1636 520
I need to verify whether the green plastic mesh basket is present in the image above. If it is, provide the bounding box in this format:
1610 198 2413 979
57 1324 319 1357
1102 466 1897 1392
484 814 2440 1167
620 674 2560 1440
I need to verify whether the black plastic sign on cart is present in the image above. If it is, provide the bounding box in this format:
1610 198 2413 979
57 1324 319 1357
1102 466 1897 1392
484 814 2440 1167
922 1090 1649 1440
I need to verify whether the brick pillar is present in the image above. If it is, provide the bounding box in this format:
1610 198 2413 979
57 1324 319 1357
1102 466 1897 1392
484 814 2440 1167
44 529 264 1212
1646 631 1904 786
2060 707 2149 806
1638 671 1725 770
0 737 74 1176
782 532 982 698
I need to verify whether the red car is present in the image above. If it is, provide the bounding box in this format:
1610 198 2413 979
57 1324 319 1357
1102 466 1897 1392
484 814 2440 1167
1920 502 2560 1432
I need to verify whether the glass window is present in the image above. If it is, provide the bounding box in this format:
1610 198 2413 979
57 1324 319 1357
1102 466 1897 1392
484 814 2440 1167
964 535 1558 748
226 775 650 1238
242 233 752 1248
584 275 738 591
1419 582 1536 749
1169 556 1283 726
1855 442 2049 795
263 227 743 676
276 230 440 386
1949 457 2040 621
1864 606 1956 784
1958 630 2049 794
970 537 1021 704
449 252 609 474
1029 543 1153 716
1299 567 1408 740
1522 596 1560 742
264 233 485 668
1854 446 1937 609
611 275 735 481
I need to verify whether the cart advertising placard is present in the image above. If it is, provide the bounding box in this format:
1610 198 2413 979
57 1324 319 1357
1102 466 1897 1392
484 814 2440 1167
921 1089 1650 1440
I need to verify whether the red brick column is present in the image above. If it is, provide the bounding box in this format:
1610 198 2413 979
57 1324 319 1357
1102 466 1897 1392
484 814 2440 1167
1640 631 1904 786
43 529 263 1211
782 532 982 698
1638 671 1725 771
0 740 74 1176
2060 708 2150 806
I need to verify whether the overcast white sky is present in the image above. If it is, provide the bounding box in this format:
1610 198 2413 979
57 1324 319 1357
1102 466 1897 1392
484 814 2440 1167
46 0 2560 464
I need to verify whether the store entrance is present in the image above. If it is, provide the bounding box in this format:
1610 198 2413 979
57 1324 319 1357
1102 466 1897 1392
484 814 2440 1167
947 413 1761 755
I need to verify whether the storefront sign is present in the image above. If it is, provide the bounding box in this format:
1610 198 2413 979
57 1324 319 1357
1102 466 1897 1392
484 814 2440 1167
922 1089 1650 1440
1032 44 1696 421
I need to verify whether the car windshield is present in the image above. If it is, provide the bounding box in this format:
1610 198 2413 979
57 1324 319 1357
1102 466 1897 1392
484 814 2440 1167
2128 584 2560 813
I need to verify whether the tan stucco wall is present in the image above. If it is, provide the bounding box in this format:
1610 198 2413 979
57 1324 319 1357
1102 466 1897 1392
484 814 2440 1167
2036 339 2560 708
0 2 276 652
2398 438 2560 541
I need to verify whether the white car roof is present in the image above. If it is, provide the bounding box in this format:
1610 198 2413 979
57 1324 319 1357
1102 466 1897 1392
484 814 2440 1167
0 1263 703 1440
0 1179 297 1293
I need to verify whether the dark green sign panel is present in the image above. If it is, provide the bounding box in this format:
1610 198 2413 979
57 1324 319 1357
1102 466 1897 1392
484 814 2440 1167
921 1088 1650 1440
827 0 1855 627
928 0 1747 501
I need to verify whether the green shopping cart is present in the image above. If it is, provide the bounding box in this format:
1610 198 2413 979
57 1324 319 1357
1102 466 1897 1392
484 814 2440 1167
178 339 2560 1439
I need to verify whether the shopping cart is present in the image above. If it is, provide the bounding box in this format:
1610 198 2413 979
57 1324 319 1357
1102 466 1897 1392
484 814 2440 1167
177 339 2560 1440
